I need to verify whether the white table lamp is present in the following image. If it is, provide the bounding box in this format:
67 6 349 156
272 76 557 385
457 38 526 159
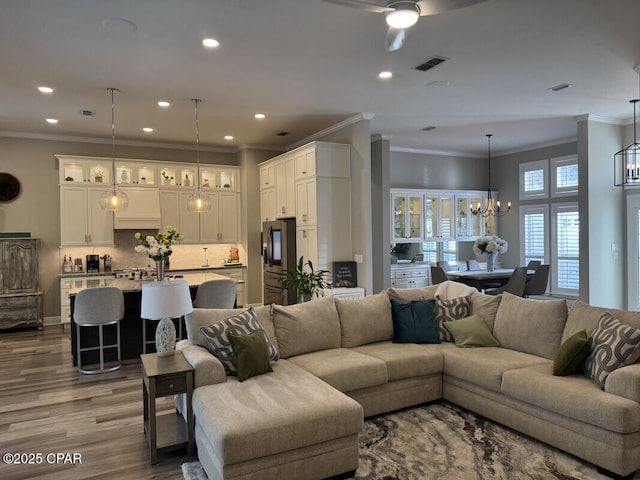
141 280 193 357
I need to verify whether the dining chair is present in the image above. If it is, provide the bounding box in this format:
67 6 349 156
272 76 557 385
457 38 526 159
430 266 449 285
436 261 452 272
486 267 528 297
74 287 124 374
526 260 542 271
466 259 481 271
523 264 550 298
194 279 237 308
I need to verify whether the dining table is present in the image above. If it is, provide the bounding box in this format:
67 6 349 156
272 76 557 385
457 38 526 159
446 268 535 291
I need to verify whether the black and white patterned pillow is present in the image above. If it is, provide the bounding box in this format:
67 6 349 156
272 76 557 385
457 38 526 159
583 312 640 388
435 295 471 342
200 308 279 375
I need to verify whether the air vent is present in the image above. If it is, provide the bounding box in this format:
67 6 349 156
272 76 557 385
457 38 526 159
81 110 96 117
421 126 437 131
415 56 447 72
549 83 572 92
276 131 289 136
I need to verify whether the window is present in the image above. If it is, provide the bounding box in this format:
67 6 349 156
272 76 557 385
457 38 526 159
552 155 578 197
421 241 457 263
551 203 579 294
519 159 548 200
520 205 549 267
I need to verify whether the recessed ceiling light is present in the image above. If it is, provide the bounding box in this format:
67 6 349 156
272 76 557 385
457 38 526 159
224 135 234 141
157 101 170 107
38 86 54 94
378 71 393 79
46 118 58 124
202 38 220 48
143 127 153 133
254 113 266 120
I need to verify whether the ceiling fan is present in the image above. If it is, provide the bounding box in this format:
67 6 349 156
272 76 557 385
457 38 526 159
323 0 489 51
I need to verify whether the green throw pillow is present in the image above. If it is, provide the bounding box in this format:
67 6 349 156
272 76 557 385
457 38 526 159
390 299 440 344
229 331 273 382
553 329 590 376
444 314 500 348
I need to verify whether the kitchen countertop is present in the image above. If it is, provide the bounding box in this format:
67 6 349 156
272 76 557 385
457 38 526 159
59 264 244 278
67 271 241 296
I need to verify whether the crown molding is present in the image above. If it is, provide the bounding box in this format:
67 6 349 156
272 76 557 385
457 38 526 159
287 113 375 150
390 145 484 158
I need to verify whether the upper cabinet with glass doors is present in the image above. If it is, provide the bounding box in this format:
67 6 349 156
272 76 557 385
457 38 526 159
391 190 423 243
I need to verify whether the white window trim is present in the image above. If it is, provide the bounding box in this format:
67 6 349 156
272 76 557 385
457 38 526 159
519 204 549 266
551 155 578 198
519 159 549 201
551 202 579 296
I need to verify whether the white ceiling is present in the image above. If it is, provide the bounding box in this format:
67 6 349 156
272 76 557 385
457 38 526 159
1 0 639 157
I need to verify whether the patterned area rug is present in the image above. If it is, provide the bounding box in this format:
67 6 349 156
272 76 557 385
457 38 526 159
183 402 640 480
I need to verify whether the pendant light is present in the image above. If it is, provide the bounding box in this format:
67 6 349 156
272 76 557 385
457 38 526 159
470 134 511 218
614 99 640 187
99 88 128 211
187 98 211 213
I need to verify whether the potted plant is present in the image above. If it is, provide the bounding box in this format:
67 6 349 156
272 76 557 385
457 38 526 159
280 256 329 303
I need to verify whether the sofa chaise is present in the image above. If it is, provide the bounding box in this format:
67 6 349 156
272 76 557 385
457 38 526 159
176 284 640 480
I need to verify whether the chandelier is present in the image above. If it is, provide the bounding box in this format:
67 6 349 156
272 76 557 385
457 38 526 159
99 88 128 211
470 134 511 218
614 99 640 187
187 98 211 213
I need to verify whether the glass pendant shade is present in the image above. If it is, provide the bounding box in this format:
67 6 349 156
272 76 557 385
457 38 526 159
99 188 129 211
187 189 211 213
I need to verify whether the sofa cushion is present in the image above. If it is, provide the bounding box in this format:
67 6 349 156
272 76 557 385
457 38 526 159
445 314 500 348
352 341 445 382
387 285 438 302
192 360 363 465
390 299 439 344
469 293 502 332
583 312 640 388
229 331 273 382
336 292 394 347
443 347 549 392
605 364 640 404
287 348 388 392
563 300 640 343
493 293 568 360
272 296 341 358
435 281 477 300
502 363 640 434
435 295 471 342
553 329 590 376
200 308 279 375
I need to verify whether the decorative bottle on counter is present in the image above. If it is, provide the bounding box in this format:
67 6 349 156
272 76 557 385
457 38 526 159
63 255 73 273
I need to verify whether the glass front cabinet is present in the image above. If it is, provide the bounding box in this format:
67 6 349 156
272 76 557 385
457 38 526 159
392 191 423 243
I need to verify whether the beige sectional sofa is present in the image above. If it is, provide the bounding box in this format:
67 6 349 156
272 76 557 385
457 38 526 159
176 285 640 480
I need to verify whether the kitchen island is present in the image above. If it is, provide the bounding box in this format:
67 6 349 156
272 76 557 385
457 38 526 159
68 272 235 366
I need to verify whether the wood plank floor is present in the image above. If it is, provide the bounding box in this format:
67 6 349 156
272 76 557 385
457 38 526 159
0 325 191 480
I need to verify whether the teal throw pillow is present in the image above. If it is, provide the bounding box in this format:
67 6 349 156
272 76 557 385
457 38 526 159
390 299 440 344
553 329 590 376
444 314 500 348
229 331 273 382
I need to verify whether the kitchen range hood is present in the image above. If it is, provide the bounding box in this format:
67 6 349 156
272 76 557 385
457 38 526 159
114 187 161 229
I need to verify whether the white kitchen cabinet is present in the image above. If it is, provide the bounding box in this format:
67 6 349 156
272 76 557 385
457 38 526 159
295 178 317 226
59 156 113 185
275 156 296 218
260 188 277 222
259 163 276 189
296 226 318 270
60 186 114 246
200 166 237 190
390 266 428 289
294 147 316 179
391 191 423 243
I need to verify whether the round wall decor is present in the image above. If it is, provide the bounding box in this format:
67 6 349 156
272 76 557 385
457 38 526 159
0 173 21 202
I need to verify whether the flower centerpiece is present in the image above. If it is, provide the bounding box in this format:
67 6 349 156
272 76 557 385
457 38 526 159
473 235 508 272
135 226 183 280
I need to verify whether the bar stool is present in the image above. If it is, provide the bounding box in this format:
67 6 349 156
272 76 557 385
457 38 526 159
74 287 124 374
193 279 237 308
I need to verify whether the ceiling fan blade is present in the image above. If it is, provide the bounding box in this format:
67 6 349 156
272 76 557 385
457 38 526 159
386 27 407 52
323 0 393 14
416 0 488 16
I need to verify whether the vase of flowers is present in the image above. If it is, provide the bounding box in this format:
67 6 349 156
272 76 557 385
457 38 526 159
473 235 508 272
134 226 183 280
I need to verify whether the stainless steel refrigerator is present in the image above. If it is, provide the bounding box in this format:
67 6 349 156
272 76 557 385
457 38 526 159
262 218 297 305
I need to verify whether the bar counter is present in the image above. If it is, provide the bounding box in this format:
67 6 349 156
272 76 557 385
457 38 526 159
69 272 235 366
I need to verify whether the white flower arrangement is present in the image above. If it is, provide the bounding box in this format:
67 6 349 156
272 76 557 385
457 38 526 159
473 235 508 256
134 226 183 261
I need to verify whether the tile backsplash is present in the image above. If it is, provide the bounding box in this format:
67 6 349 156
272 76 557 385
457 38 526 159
58 230 243 273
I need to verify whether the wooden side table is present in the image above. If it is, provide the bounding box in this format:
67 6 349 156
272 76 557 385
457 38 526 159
141 351 194 464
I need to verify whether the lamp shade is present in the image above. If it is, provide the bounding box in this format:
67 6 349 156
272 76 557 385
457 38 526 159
141 280 193 320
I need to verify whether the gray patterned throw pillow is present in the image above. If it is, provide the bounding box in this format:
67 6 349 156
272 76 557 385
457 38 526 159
435 295 471 342
201 307 279 375
583 312 640 388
